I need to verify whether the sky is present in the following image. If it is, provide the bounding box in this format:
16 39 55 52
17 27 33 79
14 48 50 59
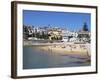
23 10 91 31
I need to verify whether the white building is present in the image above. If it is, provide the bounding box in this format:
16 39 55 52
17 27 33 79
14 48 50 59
61 29 90 43
61 30 78 42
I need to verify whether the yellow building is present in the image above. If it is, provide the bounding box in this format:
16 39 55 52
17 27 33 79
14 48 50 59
48 29 62 40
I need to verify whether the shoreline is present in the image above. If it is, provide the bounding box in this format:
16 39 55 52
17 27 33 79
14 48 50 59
38 45 90 57
24 42 91 58
23 40 91 59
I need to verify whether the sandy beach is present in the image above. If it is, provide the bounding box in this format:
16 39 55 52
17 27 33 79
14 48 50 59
24 40 91 58
36 43 91 58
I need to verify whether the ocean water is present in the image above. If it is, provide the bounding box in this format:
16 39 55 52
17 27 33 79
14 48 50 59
23 46 90 69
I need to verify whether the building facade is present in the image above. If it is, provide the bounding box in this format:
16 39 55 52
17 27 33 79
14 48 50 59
23 25 91 43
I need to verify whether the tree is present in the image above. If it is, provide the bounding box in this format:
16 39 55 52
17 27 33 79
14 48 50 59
82 22 89 31
23 25 29 39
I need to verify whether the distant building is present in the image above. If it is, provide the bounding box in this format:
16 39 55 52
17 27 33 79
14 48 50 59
23 24 91 43
48 27 62 40
23 25 33 39
77 31 90 43
61 29 78 42
77 23 90 43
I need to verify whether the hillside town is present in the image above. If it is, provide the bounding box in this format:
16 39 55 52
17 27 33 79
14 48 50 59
23 23 91 44
23 23 91 61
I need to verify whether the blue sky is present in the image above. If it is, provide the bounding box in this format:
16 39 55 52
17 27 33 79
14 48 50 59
23 10 91 31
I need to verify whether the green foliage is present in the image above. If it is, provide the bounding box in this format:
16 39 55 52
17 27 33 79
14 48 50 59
82 22 89 31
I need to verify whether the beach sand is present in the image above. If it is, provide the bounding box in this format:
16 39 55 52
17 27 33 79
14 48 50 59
37 44 91 58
